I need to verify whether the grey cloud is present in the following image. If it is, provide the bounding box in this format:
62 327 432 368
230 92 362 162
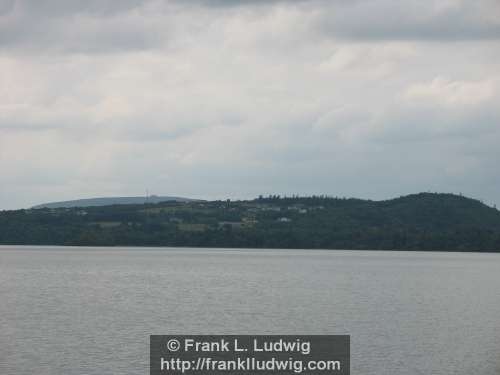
1 0 499 56
371 105 500 145
1 0 145 16
0 122 57 132
1 0 500 209
0 1 167 53
185 0 308 7
177 0 500 41
313 0 500 41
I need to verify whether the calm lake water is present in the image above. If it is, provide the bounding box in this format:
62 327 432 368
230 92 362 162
0 246 499 375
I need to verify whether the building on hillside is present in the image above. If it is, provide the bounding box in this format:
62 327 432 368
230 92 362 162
277 217 292 223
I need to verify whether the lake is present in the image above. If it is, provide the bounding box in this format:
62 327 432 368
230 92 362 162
0 246 499 374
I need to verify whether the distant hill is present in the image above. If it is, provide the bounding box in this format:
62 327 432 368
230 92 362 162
32 196 199 209
2 192 499 251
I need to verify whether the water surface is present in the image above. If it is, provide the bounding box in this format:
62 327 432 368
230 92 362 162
1 246 499 374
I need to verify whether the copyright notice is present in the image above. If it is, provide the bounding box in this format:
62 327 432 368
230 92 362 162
150 335 349 375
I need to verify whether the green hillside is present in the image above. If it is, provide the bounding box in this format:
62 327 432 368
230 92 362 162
1 193 499 251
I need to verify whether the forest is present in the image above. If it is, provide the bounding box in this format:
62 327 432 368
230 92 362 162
1 193 500 251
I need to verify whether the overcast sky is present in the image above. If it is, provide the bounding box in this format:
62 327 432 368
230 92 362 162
1 0 500 209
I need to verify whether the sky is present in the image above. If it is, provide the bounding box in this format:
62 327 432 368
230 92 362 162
1 0 500 209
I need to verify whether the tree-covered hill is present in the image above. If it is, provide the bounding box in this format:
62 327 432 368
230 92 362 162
1 193 499 251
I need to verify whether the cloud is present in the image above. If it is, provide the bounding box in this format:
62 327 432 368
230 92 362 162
0 0 500 209
1 0 499 57
0 1 169 53
405 77 496 107
315 0 500 41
